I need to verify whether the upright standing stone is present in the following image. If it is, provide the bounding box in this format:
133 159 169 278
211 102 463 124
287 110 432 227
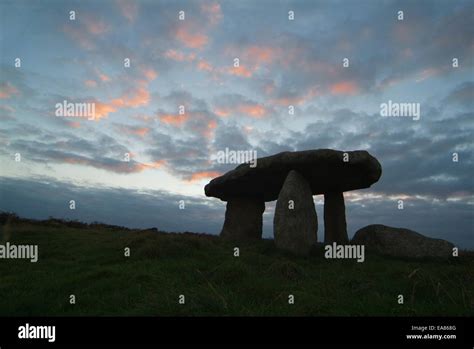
274 170 318 255
324 192 348 244
220 197 265 240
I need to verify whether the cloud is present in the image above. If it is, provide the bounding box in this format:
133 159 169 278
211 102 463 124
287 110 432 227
244 46 276 64
60 154 162 173
197 59 213 72
141 67 158 81
82 16 110 35
0 105 15 121
94 101 117 120
214 108 230 117
0 82 19 99
62 13 111 50
159 113 189 126
225 44 282 70
172 1 224 50
111 86 150 108
200 2 223 26
91 79 153 120
175 26 209 49
270 86 319 106
226 65 253 78
84 80 98 88
0 176 224 234
66 121 82 128
213 94 269 118
114 123 150 137
236 103 267 118
117 0 139 23
96 70 111 82
188 170 222 182
164 49 196 62
415 67 441 83
330 81 359 95
145 131 214 180
212 123 253 151
63 25 96 50
1 125 166 174
443 82 474 108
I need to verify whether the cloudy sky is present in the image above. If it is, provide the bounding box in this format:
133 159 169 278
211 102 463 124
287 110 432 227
0 0 473 248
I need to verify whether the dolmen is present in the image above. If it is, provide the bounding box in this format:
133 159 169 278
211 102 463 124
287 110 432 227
204 149 382 255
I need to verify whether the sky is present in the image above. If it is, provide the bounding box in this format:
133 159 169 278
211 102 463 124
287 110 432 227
0 0 473 249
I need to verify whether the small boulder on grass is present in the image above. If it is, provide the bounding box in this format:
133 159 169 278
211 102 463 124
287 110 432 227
351 224 455 258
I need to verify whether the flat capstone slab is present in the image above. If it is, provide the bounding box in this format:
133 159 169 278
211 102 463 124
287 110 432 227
205 149 382 202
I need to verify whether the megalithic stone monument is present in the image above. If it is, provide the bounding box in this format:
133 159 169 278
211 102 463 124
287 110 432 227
204 149 382 254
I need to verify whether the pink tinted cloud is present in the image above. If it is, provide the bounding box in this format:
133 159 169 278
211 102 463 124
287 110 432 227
200 2 223 25
94 102 117 120
159 113 189 126
67 121 82 128
164 49 196 62
223 45 280 77
227 65 253 78
92 85 151 120
97 70 111 82
83 17 109 35
245 46 276 64
141 68 158 81
117 0 138 23
237 103 267 118
131 127 150 137
63 14 110 50
214 101 268 118
214 108 231 117
197 59 213 72
330 81 359 95
0 82 19 99
187 171 222 182
175 26 209 49
111 86 150 108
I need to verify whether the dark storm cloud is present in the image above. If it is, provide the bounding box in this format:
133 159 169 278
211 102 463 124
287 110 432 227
253 101 473 201
146 130 212 179
443 82 474 108
0 124 160 174
344 196 473 250
0 176 224 234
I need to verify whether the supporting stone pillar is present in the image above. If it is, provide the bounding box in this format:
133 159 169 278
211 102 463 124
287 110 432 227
274 170 318 255
220 197 265 240
324 191 349 244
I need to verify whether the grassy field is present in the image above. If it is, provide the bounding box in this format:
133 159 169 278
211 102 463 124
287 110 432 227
0 215 473 316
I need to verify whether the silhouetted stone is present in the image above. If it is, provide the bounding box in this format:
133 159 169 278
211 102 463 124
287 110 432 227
351 224 454 258
274 170 318 255
220 197 265 240
205 149 381 202
324 192 348 244
205 148 382 242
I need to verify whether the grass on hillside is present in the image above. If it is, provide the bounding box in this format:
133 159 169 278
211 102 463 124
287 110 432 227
0 215 473 316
